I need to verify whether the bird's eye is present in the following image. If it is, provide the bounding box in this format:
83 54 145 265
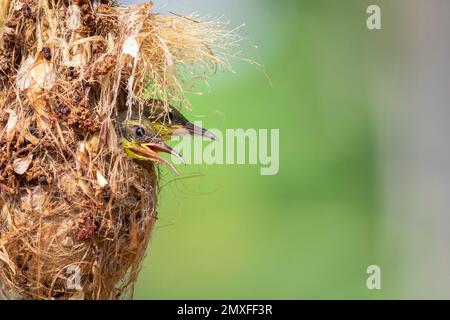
135 127 146 138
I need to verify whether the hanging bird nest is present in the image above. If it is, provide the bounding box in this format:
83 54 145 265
0 0 237 300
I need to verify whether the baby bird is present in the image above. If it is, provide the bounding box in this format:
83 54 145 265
118 100 216 174
119 110 184 174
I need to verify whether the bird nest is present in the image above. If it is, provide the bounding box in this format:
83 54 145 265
0 0 236 299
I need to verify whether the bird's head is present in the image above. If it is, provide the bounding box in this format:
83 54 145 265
162 106 217 141
119 114 184 174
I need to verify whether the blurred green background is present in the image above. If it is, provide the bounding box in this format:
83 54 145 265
129 0 395 299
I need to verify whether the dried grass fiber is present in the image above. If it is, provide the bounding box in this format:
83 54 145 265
0 0 235 299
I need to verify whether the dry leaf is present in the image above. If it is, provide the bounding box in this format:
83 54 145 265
122 36 140 59
86 134 100 155
78 179 92 197
5 109 17 140
62 237 74 247
96 171 108 188
16 55 35 90
67 5 81 30
76 141 90 168
0 204 12 232
0 245 16 275
16 53 56 91
13 154 33 175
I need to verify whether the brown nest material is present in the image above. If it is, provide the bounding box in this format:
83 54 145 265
0 0 237 299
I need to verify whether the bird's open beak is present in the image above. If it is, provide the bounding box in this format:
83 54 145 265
125 140 185 175
174 123 218 141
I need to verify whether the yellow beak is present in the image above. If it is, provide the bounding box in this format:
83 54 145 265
123 139 185 175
